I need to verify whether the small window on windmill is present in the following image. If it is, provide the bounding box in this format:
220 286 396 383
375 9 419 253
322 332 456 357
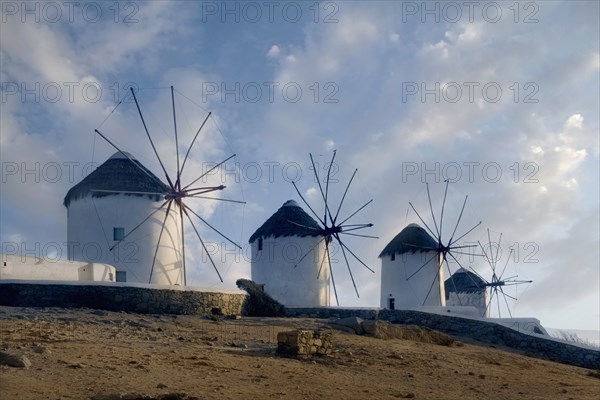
113 227 125 241
116 271 126 282
391 253 395 261
258 238 263 251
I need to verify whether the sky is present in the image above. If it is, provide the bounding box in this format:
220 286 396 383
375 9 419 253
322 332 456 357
1 1 598 332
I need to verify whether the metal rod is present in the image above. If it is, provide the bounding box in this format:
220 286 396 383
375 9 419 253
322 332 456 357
179 112 212 183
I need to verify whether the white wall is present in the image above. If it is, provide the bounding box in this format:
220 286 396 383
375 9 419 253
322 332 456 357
380 250 444 309
446 291 489 317
251 235 330 306
67 194 183 285
0 254 115 282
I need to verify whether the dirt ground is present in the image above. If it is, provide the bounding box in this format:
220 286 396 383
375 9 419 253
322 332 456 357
1 306 598 400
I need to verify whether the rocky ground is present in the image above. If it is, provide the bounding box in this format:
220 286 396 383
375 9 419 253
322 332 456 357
1 306 598 400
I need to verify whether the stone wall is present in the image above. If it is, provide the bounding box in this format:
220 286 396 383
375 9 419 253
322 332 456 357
0 283 246 316
284 307 600 370
277 330 333 356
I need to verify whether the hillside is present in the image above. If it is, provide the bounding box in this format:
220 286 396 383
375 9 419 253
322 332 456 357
1 306 598 400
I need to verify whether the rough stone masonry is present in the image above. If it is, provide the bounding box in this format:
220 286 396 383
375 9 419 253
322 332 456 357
277 330 333 356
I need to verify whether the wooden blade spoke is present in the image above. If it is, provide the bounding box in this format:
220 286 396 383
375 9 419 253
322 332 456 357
309 153 334 225
334 234 359 298
325 242 339 306
426 183 441 242
337 240 375 273
499 286 514 318
109 199 170 251
439 180 449 240
182 207 224 282
408 202 440 243
450 221 482 248
93 129 166 189
288 237 325 269
287 220 321 231
449 195 468 243
443 253 462 306
406 252 438 281
292 181 325 226
338 224 373 233
179 112 211 182
183 153 235 191
333 168 357 224
90 189 167 196
499 248 514 281
171 86 181 191
401 242 439 252
130 88 175 190
338 199 373 226
316 238 329 277
178 202 186 286
323 151 337 225
187 196 246 204
339 232 379 239
422 265 441 306
148 201 174 283
184 204 242 249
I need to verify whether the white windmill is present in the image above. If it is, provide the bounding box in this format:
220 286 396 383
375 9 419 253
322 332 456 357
65 86 244 286
380 181 482 310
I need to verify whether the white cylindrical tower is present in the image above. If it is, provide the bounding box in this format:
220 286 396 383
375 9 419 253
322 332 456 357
249 200 330 307
64 152 183 285
445 268 489 317
379 223 444 309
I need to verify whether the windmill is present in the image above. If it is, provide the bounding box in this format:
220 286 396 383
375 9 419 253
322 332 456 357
475 229 533 318
88 86 245 285
290 150 377 305
402 180 482 307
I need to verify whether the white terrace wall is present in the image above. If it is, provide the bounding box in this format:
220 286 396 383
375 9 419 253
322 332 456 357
0 254 115 282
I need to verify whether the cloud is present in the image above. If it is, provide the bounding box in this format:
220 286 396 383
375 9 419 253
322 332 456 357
1 1 598 330
266 45 280 59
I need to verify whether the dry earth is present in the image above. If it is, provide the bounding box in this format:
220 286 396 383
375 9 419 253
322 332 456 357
0 306 598 400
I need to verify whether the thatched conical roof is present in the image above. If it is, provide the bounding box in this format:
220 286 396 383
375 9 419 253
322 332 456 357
379 223 438 257
444 268 486 298
64 152 169 207
249 200 322 243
